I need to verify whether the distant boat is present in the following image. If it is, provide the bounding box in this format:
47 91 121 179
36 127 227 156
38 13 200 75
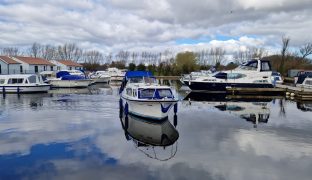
48 71 92 88
120 71 178 120
0 74 51 93
182 59 274 92
295 71 312 89
108 68 126 81
271 71 283 84
89 71 111 83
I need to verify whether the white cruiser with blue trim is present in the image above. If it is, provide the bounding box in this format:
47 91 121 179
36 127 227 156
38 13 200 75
182 59 274 92
0 74 51 93
120 71 178 120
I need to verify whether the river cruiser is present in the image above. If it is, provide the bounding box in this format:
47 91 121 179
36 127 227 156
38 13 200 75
108 68 126 81
182 59 274 92
48 71 92 88
90 71 111 83
0 74 51 93
295 72 312 89
120 71 178 120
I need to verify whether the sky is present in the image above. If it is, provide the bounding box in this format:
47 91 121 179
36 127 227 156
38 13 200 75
0 0 311 56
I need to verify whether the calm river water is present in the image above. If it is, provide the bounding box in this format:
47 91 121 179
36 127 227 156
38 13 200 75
0 83 312 180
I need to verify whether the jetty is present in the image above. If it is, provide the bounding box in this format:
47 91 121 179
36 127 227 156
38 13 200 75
226 84 312 100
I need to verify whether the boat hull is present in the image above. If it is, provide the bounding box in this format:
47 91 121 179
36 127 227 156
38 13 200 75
49 80 92 88
0 85 51 93
121 97 177 120
92 77 110 83
111 76 124 81
183 80 274 92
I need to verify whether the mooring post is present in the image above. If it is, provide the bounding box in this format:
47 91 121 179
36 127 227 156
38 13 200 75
2 86 5 98
174 103 178 114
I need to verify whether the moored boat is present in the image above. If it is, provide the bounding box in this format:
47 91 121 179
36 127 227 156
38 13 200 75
89 71 111 83
120 71 178 120
182 59 274 92
295 71 312 89
48 71 92 88
0 74 51 93
108 68 126 81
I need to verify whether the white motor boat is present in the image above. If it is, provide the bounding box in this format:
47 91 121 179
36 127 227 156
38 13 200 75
48 71 92 88
120 71 178 120
108 68 126 81
182 59 274 92
90 71 111 83
0 74 51 93
271 71 283 84
295 72 312 89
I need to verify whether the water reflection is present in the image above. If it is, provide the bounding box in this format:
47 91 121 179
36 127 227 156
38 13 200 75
297 101 312 112
184 92 272 128
119 110 179 161
0 87 312 180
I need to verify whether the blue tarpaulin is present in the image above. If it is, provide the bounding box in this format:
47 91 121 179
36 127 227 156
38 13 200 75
56 71 71 78
125 71 153 79
61 75 85 80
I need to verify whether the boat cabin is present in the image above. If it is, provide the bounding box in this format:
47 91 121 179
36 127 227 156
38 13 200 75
237 59 272 72
121 71 174 100
0 74 44 86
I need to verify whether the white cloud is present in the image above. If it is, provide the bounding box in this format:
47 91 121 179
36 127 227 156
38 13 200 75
0 0 311 57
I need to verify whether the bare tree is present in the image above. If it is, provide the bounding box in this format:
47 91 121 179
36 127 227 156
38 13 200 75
83 50 103 64
1 47 21 56
279 36 290 74
299 43 312 59
210 47 226 67
41 44 57 60
57 43 82 62
28 42 42 58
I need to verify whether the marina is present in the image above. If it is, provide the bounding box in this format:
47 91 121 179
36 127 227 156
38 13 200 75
1 84 312 180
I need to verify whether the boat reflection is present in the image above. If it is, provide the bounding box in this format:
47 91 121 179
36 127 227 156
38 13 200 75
119 111 179 161
214 102 270 128
184 92 271 128
297 101 312 112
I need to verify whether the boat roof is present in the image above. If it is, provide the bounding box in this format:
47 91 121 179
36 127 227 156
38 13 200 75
125 71 153 79
0 74 38 78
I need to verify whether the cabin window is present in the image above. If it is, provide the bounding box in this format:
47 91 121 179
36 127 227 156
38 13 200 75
261 61 271 71
139 89 155 99
241 61 258 70
8 78 24 84
20 66 23 73
50 66 54 71
133 90 137 97
214 72 227 79
126 88 132 96
306 80 312 85
28 75 37 83
0 79 5 84
0 64 2 74
158 89 173 98
44 66 46 71
227 73 246 79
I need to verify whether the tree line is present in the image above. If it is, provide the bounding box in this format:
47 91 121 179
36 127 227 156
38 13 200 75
1 38 311 76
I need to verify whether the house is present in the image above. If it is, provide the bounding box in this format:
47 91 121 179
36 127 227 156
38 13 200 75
0 56 22 75
12 56 56 74
51 60 83 71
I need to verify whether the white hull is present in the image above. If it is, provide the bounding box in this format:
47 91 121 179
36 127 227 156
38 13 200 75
92 77 110 83
111 76 124 81
49 79 92 88
0 85 51 93
121 97 177 120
